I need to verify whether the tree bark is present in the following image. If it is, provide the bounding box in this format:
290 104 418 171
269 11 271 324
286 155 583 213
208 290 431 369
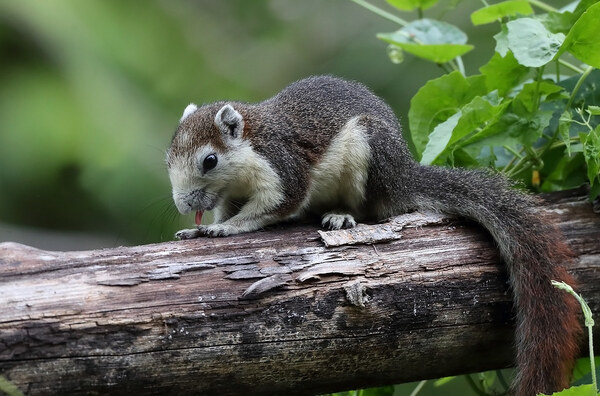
0 188 598 395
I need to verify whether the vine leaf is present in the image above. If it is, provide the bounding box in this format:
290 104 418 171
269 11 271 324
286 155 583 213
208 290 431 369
558 2 600 68
377 19 473 64
471 0 533 26
386 0 438 11
506 18 565 67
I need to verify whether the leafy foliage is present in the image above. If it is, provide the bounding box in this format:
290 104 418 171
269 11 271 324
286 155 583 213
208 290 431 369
361 0 600 201
349 0 600 394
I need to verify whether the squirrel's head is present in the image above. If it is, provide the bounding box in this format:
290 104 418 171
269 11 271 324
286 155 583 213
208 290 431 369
166 103 247 216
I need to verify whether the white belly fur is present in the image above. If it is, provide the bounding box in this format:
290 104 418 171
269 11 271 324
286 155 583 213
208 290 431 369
299 116 371 216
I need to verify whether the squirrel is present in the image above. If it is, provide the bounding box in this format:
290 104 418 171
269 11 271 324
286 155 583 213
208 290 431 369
166 75 581 395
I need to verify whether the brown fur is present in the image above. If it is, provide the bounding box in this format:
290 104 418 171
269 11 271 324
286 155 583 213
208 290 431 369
405 166 582 396
168 76 582 394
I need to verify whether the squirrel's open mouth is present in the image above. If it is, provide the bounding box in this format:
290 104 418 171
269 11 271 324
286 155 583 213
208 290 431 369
195 210 203 225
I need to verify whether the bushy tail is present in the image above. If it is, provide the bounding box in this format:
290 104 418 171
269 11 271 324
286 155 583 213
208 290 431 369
415 166 581 396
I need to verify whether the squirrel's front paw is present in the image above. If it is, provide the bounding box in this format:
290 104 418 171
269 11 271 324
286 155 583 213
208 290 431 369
197 224 239 237
175 228 202 240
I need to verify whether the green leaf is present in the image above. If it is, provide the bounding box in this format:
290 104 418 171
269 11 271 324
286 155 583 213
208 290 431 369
408 71 487 158
558 110 573 156
422 93 507 165
0 376 24 396
572 0 600 20
433 376 456 387
386 0 438 11
587 105 600 116
571 356 600 384
541 152 587 192
506 18 565 67
479 51 529 97
377 19 473 63
512 81 564 116
582 126 600 187
462 105 553 150
360 385 396 396
494 24 509 56
471 0 533 26
421 111 462 165
559 2 600 68
558 69 600 110
379 41 473 64
538 11 576 35
539 384 596 396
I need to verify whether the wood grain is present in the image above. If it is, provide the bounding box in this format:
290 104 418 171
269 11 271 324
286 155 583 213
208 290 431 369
0 188 598 395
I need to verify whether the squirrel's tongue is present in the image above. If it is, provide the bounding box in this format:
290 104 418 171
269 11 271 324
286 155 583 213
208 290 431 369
195 210 204 225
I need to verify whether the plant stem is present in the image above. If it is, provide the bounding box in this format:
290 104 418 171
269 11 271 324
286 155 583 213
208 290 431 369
465 375 488 396
529 65 595 169
558 59 585 74
566 65 594 110
503 145 523 160
349 0 408 26
455 56 465 76
533 65 545 110
505 155 531 178
527 0 558 12
417 6 423 19
496 370 510 392
439 62 453 74
551 281 597 394
409 380 428 396
447 59 459 72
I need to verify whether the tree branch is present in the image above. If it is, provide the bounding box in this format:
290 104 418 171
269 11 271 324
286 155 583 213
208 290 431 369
1 188 598 395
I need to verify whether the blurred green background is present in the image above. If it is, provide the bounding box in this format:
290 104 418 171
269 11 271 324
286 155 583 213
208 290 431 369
0 0 498 250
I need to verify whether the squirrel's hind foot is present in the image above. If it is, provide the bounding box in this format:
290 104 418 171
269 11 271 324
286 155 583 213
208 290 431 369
321 213 357 230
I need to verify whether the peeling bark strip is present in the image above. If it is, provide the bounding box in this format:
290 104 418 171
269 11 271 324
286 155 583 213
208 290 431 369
0 188 599 396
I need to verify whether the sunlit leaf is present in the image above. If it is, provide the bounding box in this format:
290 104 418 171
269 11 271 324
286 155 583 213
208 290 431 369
408 71 487 158
377 19 473 63
479 51 528 96
421 111 462 165
379 41 473 63
433 376 456 387
506 18 565 67
587 105 600 115
512 81 564 116
386 0 438 11
422 93 508 165
470 0 533 26
559 2 600 68
493 24 509 56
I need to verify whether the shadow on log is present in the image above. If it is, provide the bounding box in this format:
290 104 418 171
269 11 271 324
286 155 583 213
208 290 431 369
0 188 599 395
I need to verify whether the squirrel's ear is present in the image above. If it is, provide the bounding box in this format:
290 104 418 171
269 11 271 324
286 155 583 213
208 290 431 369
180 103 197 123
215 104 244 139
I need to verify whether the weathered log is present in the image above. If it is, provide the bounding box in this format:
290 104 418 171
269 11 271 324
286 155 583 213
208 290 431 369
0 188 598 395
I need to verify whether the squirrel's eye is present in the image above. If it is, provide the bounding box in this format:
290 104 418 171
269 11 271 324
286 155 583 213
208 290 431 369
202 154 218 172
